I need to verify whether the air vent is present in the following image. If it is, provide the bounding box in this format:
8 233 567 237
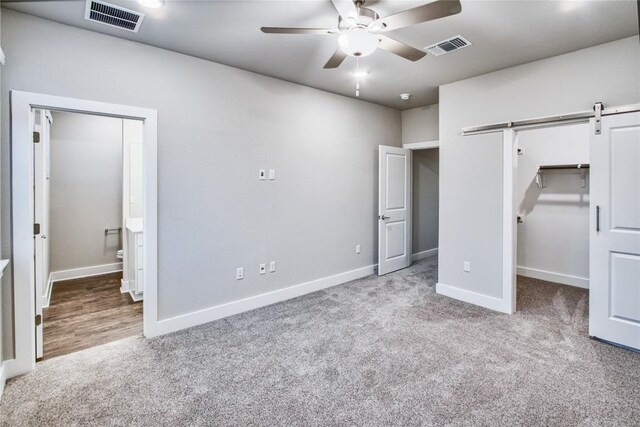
425 35 471 57
85 0 145 33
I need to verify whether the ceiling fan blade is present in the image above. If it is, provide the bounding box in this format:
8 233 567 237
377 35 427 62
331 0 358 19
261 27 337 35
323 48 348 69
373 0 462 32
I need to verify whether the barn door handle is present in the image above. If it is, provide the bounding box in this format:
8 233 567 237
596 205 600 232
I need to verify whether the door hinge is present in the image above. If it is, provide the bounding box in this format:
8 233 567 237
35 314 42 326
33 131 41 143
34 223 40 235
593 102 603 135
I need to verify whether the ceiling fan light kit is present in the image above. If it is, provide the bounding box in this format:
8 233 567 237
261 0 462 71
338 29 379 57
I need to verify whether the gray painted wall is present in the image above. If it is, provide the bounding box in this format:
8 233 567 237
49 111 123 272
402 104 439 145
0 10 401 355
412 149 439 255
517 124 590 285
439 36 639 301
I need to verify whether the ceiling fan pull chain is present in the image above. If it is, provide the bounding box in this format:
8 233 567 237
355 57 360 98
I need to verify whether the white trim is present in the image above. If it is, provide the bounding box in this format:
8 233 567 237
152 264 375 336
44 274 54 308
0 360 9 401
517 266 589 289
49 263 123 283
403 140 439 150
9 90 158 378
502 130 517 314
412 248 438 261
436 282 512 314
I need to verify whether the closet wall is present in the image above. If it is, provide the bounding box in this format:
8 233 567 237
516 124 590 288
403 104 440 257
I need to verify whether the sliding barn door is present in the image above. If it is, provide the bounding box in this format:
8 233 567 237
378 145 412 275
589 112 640 350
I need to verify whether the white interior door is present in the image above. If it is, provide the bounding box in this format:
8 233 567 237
378 145 412 275
33 109 51 359
589 112 640 350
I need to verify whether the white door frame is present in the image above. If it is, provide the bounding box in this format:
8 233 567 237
8 90 159 379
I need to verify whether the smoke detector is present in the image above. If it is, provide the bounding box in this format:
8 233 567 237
400 93 411 101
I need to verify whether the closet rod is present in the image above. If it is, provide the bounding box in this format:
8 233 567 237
538 164 589 170
461 103 640 135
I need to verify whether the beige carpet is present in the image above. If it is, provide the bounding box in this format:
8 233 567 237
1 257 638 426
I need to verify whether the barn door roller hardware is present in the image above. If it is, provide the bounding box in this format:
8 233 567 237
461 102 640 135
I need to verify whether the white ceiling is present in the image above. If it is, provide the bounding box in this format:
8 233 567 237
3 0 638 110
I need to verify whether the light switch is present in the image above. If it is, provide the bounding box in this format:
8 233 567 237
269 169 276 180
259 263 266 275
356 245 361 254
269 261 276 273
259 170 266 180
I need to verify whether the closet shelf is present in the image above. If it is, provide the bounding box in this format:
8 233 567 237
536 164 589 189
538 163 589 170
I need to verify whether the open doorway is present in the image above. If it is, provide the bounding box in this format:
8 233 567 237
32 110 145 360
9 91 158 378
513 123 590 313
377 143 439 277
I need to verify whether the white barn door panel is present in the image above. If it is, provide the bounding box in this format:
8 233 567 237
378 145 412 275
589 112 640 350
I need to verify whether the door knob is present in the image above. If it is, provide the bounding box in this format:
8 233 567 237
379 215 390 220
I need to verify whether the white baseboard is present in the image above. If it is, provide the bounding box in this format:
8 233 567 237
42 274 54 308
412 248 438 262
517 266 589 289
436 282 512 314
151 264 375 337
49 263 123 284
0 362 5 401
0 360 13 402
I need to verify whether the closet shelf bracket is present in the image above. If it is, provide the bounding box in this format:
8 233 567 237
536 164 590 189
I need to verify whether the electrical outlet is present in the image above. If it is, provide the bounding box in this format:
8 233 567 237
236 267 244 280
259 169 266 180
355 244 361 254
269 169 276 180
259 263 266 275
464 261 471 272
269 261 276 273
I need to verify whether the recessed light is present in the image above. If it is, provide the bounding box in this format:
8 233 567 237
353 71 369 78
137 0 165 8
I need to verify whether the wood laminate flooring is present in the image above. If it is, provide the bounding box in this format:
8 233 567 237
42 272 142 360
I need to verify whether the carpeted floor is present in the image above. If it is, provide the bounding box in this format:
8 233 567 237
1 257 638 426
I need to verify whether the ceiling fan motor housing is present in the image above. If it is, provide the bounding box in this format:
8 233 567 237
338 7 381 57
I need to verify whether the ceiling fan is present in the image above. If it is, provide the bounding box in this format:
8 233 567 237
261 0 462 69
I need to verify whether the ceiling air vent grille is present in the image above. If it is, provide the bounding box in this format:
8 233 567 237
85 0 145 33
425 35 471 56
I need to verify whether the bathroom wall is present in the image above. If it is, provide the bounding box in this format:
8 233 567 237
123 120 143 219
49 111 123 273
516 123 590 288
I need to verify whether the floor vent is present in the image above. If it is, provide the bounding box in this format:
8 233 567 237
85 0 145 33
425 35 471 56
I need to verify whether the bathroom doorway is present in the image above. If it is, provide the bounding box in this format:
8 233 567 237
32 109 145 360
